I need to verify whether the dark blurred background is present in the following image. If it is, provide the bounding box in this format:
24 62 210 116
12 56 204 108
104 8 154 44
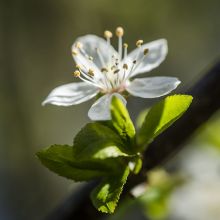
1 0 220 219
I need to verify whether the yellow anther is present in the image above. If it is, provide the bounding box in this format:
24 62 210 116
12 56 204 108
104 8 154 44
144 48 149 55
101 68 108 73
72 50 78 56
104 30 113 39
115 26 124 37
73 70 80 77
88 69 94 76
136 40 144 47
75 41 83 49
123 43 128 48
123 63 128 70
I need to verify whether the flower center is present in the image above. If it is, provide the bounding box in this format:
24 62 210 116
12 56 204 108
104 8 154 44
72 27 149 94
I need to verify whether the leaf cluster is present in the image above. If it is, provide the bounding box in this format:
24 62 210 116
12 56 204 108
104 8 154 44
37 95 192 213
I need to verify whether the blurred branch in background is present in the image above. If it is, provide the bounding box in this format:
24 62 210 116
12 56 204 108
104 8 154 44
46 60 220 220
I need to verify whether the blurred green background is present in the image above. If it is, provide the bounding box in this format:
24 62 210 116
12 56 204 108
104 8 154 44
1 0 220 219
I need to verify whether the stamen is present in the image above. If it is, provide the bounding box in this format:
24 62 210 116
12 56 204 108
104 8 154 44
144 48 149 55
132 48 150 73
115 26 124 60
115 27 124 37
76 61 91 76
79 75 104 89
76 69 105 90
123 43 128 59
123 63 128 70
104 30 113 65
104 30 113 39
88 69 94 76
73 70 80 77
78 47 94 63
75 66 95 82
136 40 143 47
121 64 128 83
125 40 144 80
72 50 78 56
114 69 120 74
101 67 108 73
75 41 83 49
72 29 151 93
75 44 96 68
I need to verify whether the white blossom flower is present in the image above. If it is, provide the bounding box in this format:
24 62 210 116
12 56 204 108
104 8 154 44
42 27 180 121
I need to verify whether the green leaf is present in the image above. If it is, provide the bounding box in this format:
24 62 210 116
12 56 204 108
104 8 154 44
36 145 115 181
136 108 150 129
128 156 142 174
103 96 135 145
91 166 130 213
73 123 133 161
137 95 193 148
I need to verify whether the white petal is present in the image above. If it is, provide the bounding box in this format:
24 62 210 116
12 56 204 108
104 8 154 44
125 39 168 77
126 77 180 98
42 82 99 106
88 93 127 121
72 35 118 78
